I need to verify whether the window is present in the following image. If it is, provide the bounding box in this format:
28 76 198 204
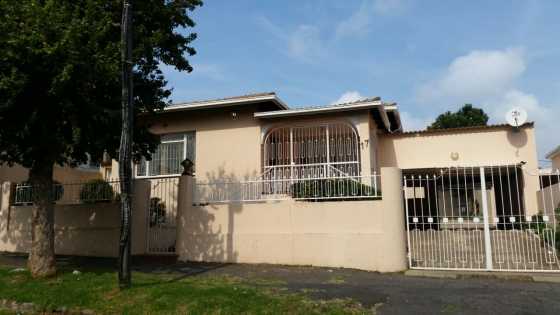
136 132 196 177
263 123 360 179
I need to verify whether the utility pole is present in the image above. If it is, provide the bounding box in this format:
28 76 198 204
118 0 133 289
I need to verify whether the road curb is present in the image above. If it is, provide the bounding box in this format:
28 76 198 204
404 269 560 283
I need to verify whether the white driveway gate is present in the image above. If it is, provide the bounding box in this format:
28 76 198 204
404 165 560 272
146 177 180 254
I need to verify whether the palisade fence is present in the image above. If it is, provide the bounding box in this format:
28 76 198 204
194 174 381 204
13 180 122 205
404 165 560 272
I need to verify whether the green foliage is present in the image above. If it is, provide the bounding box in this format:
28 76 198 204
428 104 489 130
0 266 368 314
149 197 166 227
79 179 116 203
0 0 203 169
291 178 380 201
530 212 560 252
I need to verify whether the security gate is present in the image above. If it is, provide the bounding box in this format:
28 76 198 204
146 177 180 254
404 165 560 272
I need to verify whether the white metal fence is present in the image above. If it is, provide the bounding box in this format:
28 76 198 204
146 177 180 254
194 174 381 204
13 180 121 205
404 165 560 272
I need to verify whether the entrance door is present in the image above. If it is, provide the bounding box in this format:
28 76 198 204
404 165 559 272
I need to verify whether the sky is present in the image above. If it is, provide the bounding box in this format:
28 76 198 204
162 0 560 164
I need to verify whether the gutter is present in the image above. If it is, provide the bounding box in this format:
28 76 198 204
254 100 383 119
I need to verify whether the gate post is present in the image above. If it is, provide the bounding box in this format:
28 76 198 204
479 167 493 270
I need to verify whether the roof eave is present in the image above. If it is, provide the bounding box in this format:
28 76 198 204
164 94 288 113
546 146 560 160
253 101 384 119
384 104 402 132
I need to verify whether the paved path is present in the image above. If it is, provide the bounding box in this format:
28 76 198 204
2 253 560 314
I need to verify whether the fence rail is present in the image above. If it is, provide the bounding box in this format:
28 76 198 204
13 180 121 205
194 174 381 203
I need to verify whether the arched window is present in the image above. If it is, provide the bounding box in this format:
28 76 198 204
263 123 360 179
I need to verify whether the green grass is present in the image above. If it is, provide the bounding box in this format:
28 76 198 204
0 266 369 314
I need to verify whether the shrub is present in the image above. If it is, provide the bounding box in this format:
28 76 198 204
530 212 560 252
149 197 166 227
79 179 116 203
291 178 380 201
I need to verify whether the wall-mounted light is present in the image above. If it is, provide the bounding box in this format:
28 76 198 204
450 152 459 161
231 111 238 120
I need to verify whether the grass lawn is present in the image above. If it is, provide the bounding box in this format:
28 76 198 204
0 265 371 314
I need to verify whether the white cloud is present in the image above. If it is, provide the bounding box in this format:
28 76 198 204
372 0 408 15
192 63 226 81
490 89 559 160
417 48 525 104
287 25 324 62
335 0 408 39
256 16 325 62
332 91 365 104
335 2 371 38
414 47 559 160
400 111 430 131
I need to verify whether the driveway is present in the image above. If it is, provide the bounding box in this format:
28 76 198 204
2 253 559 315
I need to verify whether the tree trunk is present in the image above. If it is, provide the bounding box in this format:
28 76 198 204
28 162 56 277
118 0 133 289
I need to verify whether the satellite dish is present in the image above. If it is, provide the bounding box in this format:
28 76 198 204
505 108 528 128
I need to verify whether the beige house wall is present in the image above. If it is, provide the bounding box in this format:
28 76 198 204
149 107 263 182
176 167 407 272
147 108 378 182
537 183 560 215
379 126 540 215
0 181 149 257
552 155 560 170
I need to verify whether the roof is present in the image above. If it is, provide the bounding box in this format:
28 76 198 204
546 145 560 160
253 96 403 133
159 92 402 132
393 122 534 136
164 92 288 112
253 97 383 118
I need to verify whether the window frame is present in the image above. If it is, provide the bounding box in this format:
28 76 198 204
135 131 195 179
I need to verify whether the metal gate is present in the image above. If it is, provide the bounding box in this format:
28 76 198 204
146 177 180 254
404 165 560 272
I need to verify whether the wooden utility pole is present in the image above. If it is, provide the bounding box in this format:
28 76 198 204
118 0 133 289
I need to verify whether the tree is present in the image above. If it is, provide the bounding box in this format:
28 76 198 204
428 104 489 130
119 0 134 288
0 0 203 277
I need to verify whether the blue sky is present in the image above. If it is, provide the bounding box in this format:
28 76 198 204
162 0 560 163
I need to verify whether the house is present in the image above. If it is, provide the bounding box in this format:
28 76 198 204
1 92 558 273
547 146 560 170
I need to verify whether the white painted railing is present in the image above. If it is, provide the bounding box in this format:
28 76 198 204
194 174 381 204
13 180 121 205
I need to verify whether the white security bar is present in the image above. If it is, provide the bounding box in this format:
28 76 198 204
194 174 381 203
13 180 121 205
